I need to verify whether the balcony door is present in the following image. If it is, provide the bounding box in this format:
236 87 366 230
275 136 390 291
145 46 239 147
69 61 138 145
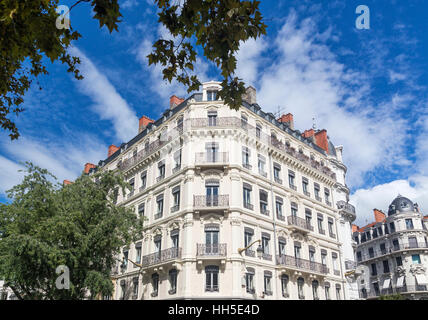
206 180 219 206
205 230 219 255
206 142 218 163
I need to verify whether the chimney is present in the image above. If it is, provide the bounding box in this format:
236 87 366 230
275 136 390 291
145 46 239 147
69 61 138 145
63 180 73 186
139 116 154 133
314 129 329 153
352 224 359 233
108 144 120 157
170 95 185 110
84 163 96 174
277 113 294 130
373 209 386 223
242 86 257 105
302 129 315 139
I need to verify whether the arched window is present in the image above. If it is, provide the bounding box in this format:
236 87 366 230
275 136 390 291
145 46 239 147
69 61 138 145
297 277 305 299
205 265 219 292
168 269 178 295
312 280 319 300
151 273 159 297
281 274 289 297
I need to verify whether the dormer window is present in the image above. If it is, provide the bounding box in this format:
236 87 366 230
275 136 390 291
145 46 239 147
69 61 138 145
207 90 217 101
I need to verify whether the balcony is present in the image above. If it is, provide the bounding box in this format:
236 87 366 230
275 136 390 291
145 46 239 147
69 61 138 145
337 201 356 221
315 195 322 202
259 171 267 178
141 247 182 268
242 163 252 170
329 232 336 239
287 216 314 233
154 212 163 220
345 260 357 271
245 249 255 257
277 214 286 222
303 191 311 197
170 204 179 213
260 206 269 216
262 253 272 261
196 243 227 259
319 228 326 235
289 184 297 191
193 195 229 211
274 176 282 184
156 175 165 183
244 202 254 210
195 152 229 169
276 255 329 275
172 165 181 174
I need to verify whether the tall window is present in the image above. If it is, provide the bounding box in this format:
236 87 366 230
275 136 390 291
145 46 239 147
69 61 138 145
171 230 179 249
120 281 127 300
207 90 217 101
276 197 283 219
383 260 390 273
396 256 403 267
380 243 386 254
368 247 374 258
262 235 270 255
328 218 335 238
335 285 341 300
258 155 266 176
158 160 165 179
128 178 135 197
294 243 301 259
389 222 395 233
412 254 421 264
325 284 330 300
205 266 219 292
172 186 180 212
132 277 139 298
405 219 414 230
242 146 251 168
324 188 330 204
208 110 217 126
332 253 338 273
156 194 164 218
291 202 298 217
317 214 324 234
371 263 377 276
154 236 162 256
273 163 281 183
259 190 268 215
122 249 129 270
278 238 286 256
281 274 289 297
392 239 400 250
135 244 142 264
321 251 327 266
152 273 159 297
305 209 312 229
241 115 248 129
314 183 321 200
288 170 296 189
169 269 177 294
138 203 145 217
206 142 218 162
246 269 255 294
206 179 219 206
312 280 319 300
205 224 219 254
243 183 252 209
309 247 315 263
297 277 305 299
174 149 182 169
256 124 261 138
141 171 147 190
244 228 254 256
302 177 309 196
408 236 418 249
264 272 272 295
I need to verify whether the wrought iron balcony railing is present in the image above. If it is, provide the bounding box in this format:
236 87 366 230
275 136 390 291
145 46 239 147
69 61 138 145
287 216 314 232
244 202 254 210
141 247 181 267
315 195 322 202
156 175 165 183
245 249 255 257
359 242 428 261
303 191 311 197
193 195 229 208
196 243 227 257
170 204 179 213
277 214 286 222
195 152 229 165
319 228 326 235
337 200 356 214
205 285 219 292
242 163 252 170
274 177 282 184
276 255 329 274
172 165 181 174
289 184 297 191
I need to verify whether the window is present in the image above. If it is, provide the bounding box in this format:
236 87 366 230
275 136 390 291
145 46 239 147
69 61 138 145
309 247 315 263
273 163 281 183
405 219 414 230
152 273 159 297
412 254 421 264
317 214 324 234
158 160 165 179
305 209 312 229
366 231 371 241
172 186 180 212
371 263 377 276
335 285 341 300
396 256 403 267
156 194 164 218
373 282 380 296
246 270 255 294
169 269 177 294
278 238 286 256
262 235 270 255
264 272 272 295
259 190 268 215
122 249 129 270
392 239 400 251
281 274 289 297
408 236 418 249
297 277 305 299
208 110 217 126
325 284 330 300
328 218 335 238
356 251 362 262
389 222 395 233
173 149 182 170
154 236 162 255
383 260 390 273
291 202 298 217
207 90 217 101
242 146 251 168
324 188 330 204
120 281 127 300
135 244 142 264
276 197 283 219
243 184 252 209
258 155 266 176
205 266 219 291
241 115 248 129
206 142 219 162
132 277 139 298
372 228 378 238
314 183 321 200
294 243 301 259
256 124 261 138
368 247 374 258
321 251 327 266
244 228 254 256
171 230 179 248
288 170 296 189
138 203 145 217
205 179 219 206
141 171 147 190
332 253 338 272
128 178 135 197
205 225 219 254
302 177 309 196
312 280 319 300
377 226 383 236
380 243 386 255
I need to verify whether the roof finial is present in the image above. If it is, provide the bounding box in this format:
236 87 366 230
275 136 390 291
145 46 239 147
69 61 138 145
312 117 316 130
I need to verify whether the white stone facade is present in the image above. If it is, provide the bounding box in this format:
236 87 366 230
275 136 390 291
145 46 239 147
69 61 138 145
94 81 357 300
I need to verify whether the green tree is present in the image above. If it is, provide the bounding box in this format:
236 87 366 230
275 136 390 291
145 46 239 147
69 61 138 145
0 0 266 140
0 162 143 300
378 294 405 300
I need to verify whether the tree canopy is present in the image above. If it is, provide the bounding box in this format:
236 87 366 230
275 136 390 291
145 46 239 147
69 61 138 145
0 0 266 139
0 163 143 300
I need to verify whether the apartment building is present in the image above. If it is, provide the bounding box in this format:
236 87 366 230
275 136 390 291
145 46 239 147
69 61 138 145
353 195 428 300
87 81 358 300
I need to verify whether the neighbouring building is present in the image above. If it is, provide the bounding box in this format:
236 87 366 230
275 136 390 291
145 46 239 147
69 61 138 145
87 80 358 300
353 195 428 300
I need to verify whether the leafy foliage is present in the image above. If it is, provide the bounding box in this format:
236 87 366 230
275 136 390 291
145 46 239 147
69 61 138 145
148 0 267 109
0 162 143 300
378 294 405 300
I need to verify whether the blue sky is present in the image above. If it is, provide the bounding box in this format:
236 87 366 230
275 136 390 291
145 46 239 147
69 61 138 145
1 0 427 225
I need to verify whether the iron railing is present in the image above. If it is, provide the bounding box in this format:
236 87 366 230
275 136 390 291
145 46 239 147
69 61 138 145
360 285 428 298
244 202 254 210
170 205 179 213
287 216 314 231
193 195 229 208
358 242 428 261
276 255 329 274
195 152 229 164
141 247 181 267
337 201 356 214
197 243 227 257
274 177 282 184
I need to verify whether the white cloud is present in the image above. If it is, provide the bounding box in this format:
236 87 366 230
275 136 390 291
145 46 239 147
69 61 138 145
236 38 266 85
121 0 139 9
237 12 411 186
69 47 139 142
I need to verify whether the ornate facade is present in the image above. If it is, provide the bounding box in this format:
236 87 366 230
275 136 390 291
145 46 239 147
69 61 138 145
89 81 358 300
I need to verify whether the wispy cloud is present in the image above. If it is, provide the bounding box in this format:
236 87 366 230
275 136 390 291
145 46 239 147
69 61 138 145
69 47 139 142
